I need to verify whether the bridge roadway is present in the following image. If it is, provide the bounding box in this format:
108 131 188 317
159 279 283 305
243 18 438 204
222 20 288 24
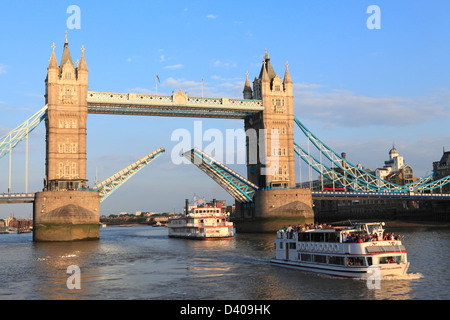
311 190 450 201
0 193 35 204
86 91 264 119
2 190 449 205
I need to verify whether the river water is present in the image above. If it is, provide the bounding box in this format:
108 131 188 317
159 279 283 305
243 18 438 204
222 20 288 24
0 225 448 300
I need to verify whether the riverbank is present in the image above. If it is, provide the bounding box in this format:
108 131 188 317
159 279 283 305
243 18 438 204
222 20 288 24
383 219 449 228
328 219 449 228
105 223 146 227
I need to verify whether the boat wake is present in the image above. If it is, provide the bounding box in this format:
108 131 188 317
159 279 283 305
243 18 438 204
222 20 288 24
381 272 423 281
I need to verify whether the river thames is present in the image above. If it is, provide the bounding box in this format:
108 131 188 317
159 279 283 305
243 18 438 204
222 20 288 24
0 225 448 300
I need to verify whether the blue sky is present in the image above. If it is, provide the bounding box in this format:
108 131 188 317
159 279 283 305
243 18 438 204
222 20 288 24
0 0 449 218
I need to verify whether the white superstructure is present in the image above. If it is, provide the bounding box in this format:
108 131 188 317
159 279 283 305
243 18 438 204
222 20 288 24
272 222 409 278
168 206 234 240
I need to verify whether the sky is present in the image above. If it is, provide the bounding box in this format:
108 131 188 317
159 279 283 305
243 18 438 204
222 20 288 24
0 0 449 219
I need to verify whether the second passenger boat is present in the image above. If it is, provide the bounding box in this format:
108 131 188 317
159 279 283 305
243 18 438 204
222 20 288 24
168 203 234 240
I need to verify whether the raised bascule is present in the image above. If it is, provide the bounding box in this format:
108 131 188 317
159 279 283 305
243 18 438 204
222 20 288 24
1 35 449 241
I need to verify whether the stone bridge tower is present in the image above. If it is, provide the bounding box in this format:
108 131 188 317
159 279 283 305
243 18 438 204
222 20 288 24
44 32 88 191
235 50 313 232
33 33 100 242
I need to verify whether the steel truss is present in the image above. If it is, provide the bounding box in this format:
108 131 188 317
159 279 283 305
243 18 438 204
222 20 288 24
183 147 258 203
294 116 450 193
94 147 165 202
0 105 48 160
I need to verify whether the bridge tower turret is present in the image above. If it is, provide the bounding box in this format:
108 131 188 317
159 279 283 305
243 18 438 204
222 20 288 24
44 32 89 191
244 50 296 189
34 33 99 242
236 50 313 233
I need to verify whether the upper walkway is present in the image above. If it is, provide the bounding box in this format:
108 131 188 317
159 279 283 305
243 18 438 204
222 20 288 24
86 90 264 119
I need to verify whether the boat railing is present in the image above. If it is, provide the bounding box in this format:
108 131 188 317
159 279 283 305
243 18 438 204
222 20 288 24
185 222 233 227
277 230 298 240
293 240 404 255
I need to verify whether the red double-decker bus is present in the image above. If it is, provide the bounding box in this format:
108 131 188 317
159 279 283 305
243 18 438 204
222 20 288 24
322 187 346 192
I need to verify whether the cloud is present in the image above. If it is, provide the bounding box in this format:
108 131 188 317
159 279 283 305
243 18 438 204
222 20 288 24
293 83 325 90
213 60 237 68
206 14 217 19
162 77 201 88
128 87 152 94
160 55 165 62
294 86 450 127
0 64 6 74
164 64 183 69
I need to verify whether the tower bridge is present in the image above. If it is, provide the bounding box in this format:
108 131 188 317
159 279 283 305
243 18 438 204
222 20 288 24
1 35 449 241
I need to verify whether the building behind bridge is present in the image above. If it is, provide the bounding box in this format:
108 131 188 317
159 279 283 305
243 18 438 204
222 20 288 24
375 146 415 186
433 149 450 193
313 146 419 218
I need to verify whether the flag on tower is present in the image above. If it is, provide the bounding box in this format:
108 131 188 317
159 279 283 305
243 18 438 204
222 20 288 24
156 74 160 83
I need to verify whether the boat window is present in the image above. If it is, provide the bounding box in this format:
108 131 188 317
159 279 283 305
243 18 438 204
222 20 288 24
367 257 373 266
379 256 402 264
347 257 365 267
328 256 345 265
325 232 339 243
313 255 327 264
297 232 309 242
289 243 296 249
279 242 283 249
300 253 312 262
311 233 325 242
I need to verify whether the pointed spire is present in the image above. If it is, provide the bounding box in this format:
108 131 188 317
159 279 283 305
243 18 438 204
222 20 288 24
261 60 269 82
283 61 292 84
244 71 251 88
78 45 88 71
243 71 252 99
48 42 59 69
60 31 74 68
258 49 276 81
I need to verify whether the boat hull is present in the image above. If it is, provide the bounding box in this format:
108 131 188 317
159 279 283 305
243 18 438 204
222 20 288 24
270 259 410 279
169 235 234 240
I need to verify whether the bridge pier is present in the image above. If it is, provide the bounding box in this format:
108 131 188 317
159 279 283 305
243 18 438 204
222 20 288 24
234 188 314 233
33 190 100 242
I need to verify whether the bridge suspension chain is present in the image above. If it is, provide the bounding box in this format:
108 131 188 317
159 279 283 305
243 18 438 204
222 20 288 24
0 105 48 160
294 116 450 193
294 142 381 192
294 116 406 191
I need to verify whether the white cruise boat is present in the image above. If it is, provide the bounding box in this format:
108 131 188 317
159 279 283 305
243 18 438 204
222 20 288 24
168 204 234 240
272 222 409 279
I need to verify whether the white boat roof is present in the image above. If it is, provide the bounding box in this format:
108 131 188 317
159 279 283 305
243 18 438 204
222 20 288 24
297 222 385 233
